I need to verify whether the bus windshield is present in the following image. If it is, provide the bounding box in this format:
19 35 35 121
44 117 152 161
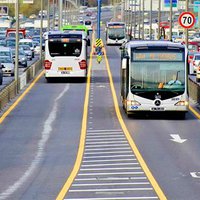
108 27 125 40
130 48 185 95
48 35 82 57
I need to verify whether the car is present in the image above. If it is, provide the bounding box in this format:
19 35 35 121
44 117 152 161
33 41 40 54
5 37 16 48
0 46 13 60
12 48 28 67
196 61 200 82
19 38 35 58
0 56 14 76
0 62 3 84
19 44 32 60
191 53 200 73
18 48 28 67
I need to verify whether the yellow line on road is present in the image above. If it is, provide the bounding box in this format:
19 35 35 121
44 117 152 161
103 47 167 200
189 105 200 119
0 70 45 124
55 32 95 200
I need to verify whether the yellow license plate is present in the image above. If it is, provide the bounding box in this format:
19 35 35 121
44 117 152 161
58 67 72 71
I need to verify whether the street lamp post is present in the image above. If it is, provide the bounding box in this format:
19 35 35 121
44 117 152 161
169 0 173 41
40 0 43 60
58 0 63 30
134 0 136 39
158 0 161 39
15 0 19 91
138 0 141 39
149 0 152 40
47 0 50 31
142 0 144 40
121 0 125 22
185 0 189 48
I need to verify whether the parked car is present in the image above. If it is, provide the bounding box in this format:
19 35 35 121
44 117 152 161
19 44 32 60
0 56 14 76
191 53 200 74
0 62 3 84
196 61 200 82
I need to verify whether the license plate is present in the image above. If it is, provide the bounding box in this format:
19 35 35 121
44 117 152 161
150 107 165 111
61 71 70 74
58 67 72 71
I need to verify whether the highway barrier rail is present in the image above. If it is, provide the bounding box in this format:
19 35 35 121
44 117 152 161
0 59 43 111
189 77 200 104
0 62 199 112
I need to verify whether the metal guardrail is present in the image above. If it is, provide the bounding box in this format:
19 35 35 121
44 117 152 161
0 59 43 111
0 59 199 111
189 78 200 104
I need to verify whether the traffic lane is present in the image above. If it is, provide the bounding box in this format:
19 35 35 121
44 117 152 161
105 45 200 200
0 56 39 90
0 75 86 200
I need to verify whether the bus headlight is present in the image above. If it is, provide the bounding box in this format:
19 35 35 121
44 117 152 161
127 100 141 106
175 101 188 106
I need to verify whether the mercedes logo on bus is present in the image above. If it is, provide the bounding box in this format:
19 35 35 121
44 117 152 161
155 100 161 106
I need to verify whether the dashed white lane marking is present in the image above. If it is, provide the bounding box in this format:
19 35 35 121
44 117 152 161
85 143 129 148
78 172 144 176
87 129 122 133
80 167 141 171
0 84 70 200
84 151 133 155
85 147 131 151
82 163 139 167
65 197 158 200
69 187 153 192
72 182 150 186
82 158 137 163
75 177 147 181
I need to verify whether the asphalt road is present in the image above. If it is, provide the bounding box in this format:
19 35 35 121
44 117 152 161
0 30 200 200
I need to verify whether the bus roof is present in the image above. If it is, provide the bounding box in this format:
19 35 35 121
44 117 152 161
61 25 88 32
126 40 185 49
45 30 86 40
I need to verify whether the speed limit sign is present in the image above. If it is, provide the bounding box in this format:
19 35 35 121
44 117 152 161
178 12 195 29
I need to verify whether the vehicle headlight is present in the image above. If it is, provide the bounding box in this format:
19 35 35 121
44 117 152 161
175 101 188 106
127 100 141 106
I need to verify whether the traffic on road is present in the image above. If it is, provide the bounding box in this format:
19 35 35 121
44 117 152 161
0 1 200 200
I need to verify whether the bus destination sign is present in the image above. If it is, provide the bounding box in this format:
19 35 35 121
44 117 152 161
134 52 183 61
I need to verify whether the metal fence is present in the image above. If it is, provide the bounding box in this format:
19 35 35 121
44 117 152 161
0 61 199 111
188 78 200 104
0 59 43 111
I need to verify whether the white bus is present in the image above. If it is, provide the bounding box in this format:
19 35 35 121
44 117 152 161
120 41 188 118
106 22 127 45
44 31 88 82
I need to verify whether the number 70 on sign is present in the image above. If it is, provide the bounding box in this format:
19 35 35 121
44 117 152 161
178 12 196 29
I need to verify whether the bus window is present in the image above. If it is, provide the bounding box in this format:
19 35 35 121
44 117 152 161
49 39 82 57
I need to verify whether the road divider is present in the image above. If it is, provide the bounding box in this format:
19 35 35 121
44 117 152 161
0 59 43 113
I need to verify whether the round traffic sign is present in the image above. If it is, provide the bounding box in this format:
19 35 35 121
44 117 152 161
178 12 195 29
